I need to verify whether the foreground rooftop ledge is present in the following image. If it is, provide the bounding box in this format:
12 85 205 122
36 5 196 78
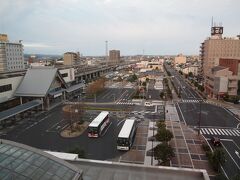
0 139 83 180
68 158 210 180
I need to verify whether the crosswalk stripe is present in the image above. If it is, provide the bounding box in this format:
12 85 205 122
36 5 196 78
200 128 240 137
204 129 210 134
212 129 219 135
215 129 221 135
209 129 215 135
230 130 237 136
218 129 226 135
236 130 240 135
222 129 230 135
225 129 233 136
234 130 240 136
232 130 240 136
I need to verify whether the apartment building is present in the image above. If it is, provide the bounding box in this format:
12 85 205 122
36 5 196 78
0 34 25 72
205 66 237 98
200 26 240 79
63 52 80 66
219 58 240 79
174 54 186 67
109 50 120 65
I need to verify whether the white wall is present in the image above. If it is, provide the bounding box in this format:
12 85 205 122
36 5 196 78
0 76 23 103
59 68 75 83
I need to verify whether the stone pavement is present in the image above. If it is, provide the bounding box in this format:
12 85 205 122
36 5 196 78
165 103 215 176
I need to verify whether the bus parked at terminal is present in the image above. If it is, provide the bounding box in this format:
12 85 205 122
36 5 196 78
117 119 137 150
88 111 110 137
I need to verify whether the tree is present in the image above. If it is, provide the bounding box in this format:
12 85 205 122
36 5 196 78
127 74 138 82
155 128 173 142
188 72 193 77
198 85 204 92
86 78 106 96
156 121 166 129
63 103 85 132
208 148 226 172
160 92 165 99
154 142 174 165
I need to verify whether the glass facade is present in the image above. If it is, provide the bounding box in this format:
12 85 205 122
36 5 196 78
0 142 81 180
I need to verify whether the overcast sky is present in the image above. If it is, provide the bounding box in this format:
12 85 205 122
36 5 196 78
1 0 239 55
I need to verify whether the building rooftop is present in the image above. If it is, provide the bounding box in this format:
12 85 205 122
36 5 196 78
69 159 209 180
0 139 82 180
15 67 58 97
0 139 210 180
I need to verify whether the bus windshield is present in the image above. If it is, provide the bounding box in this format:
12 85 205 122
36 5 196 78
88 127 98 134
117 138 129 146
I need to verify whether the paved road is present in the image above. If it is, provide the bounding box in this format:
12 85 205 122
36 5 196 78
165 64 200 100
165 64 240 178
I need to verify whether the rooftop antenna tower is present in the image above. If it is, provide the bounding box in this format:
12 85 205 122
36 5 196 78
211 16 214 27
105 40 108 65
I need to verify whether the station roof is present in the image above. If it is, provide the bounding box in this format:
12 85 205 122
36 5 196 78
0 139 82 180
70 159 209 180
15 67 58 97
66 83 85 93
0 100 42 122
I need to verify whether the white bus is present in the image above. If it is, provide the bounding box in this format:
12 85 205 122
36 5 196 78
117 119 137 150
88 111 110 138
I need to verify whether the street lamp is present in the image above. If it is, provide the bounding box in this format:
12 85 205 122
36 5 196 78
151 121 154 165
198 100 202 136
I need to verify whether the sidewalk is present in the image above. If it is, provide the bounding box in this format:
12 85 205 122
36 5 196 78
165 103 215 175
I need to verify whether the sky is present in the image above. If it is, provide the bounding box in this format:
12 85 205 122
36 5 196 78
0 0 240 56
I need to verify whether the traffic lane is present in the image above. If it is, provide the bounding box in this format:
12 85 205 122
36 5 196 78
178 103 239 128
166 66 201 99
221 140 240 170
207 139 240 179
96 88 124 102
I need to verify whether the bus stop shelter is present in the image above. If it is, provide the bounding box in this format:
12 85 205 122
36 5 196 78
0 100 42 124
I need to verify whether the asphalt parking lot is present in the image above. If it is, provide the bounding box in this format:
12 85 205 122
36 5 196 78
0 104 153 163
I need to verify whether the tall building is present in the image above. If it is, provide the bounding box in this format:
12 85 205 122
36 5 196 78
109 50 120 65
200 25 240 80
63 52 80 66
200 24 240 98
174 54 186 67
0 34 25 72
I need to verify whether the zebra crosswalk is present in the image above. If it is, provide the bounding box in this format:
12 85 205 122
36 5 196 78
116 99 134 105
200 128 240 137
181 99 208 103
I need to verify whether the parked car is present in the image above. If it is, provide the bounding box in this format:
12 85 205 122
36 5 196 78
211 137 221 146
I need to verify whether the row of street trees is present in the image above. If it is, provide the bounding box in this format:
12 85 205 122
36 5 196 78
86 78 106 100
154 121 174 165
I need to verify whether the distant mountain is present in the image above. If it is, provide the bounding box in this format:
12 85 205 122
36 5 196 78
24 54 62 59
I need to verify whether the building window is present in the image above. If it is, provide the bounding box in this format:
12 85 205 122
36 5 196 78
0 84 12 93
61 73 68 78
